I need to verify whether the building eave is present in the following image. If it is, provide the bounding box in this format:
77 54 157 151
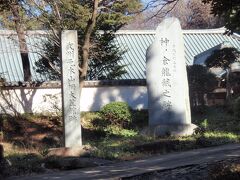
115 27 227 35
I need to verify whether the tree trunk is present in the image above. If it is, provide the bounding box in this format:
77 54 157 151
10 1 31 81
226 69 231 101
80 0 99 92
0 144 3 161
199 92 205 106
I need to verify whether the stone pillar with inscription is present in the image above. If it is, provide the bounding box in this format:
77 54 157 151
61 30 82 147
145 18 197 136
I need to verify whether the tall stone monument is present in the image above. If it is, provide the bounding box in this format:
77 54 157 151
146 18 196 136
61 30 82 147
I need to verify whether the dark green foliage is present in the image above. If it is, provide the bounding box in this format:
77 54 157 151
194 119 209 135
192 106 240 133
36 31 127 80
35 40 61 80
205 47 240 101
233 96 240 118
195 135 232 147
33 0 143 80
205 47 240 70
96 0 142 31
229 72 240 90
0 0 43 30
99 102 132 128
132 110 148 128
85 32 127 80
187 65 217 107
33 0 142 81
202 0 240 33
81 110 143 138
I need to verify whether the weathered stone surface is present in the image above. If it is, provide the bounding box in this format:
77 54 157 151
44 157 112 170
47 145 96 157
142 124 197 137
127 164 209 180
146 17 192 132
126 158 240 180
61 30 82 147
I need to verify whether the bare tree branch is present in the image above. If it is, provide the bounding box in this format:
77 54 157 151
35 51 61 75
80 0 99 88
146 0 180 21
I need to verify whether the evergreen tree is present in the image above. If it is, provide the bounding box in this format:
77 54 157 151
202 0 240 33
0 0 142 81
205 48 240 70
187 65 217 107
86 32 127 80
34 0 141 80
205 47 240 99
0 0 32 81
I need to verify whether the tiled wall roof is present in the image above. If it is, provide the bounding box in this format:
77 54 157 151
0 29 239 82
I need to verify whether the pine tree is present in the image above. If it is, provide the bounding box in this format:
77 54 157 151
202 0 240 33
0 0 32 81
34 0 142 81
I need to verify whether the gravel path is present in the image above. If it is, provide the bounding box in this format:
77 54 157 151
126 158 240 180
125 163 209 180
8 143 240 180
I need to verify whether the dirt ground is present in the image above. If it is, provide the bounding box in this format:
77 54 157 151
1 115 63 151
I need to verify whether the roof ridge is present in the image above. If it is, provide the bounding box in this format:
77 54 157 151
233 33 240 40
116 28 226 35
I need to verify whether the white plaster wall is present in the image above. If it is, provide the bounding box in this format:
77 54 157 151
0 86 148 114
0 88 61 114
81 86 147 111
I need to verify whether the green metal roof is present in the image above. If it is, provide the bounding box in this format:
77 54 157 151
115 29 240 79
0 30 49 83
0 28 239 82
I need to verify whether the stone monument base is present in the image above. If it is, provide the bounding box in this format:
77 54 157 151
142 124 198 137
47 145 95 157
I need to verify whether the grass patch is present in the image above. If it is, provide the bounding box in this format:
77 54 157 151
4 153 45 176
1 106 240 177
195 131 240 147
89 135 153 160
192 106 240 133
83 107 240 161
84 106 240 160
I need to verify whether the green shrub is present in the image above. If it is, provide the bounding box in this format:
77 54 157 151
234 97 240 118
99 102 132 128
194 119 208 135
104 126 138 137
132 110 148 128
